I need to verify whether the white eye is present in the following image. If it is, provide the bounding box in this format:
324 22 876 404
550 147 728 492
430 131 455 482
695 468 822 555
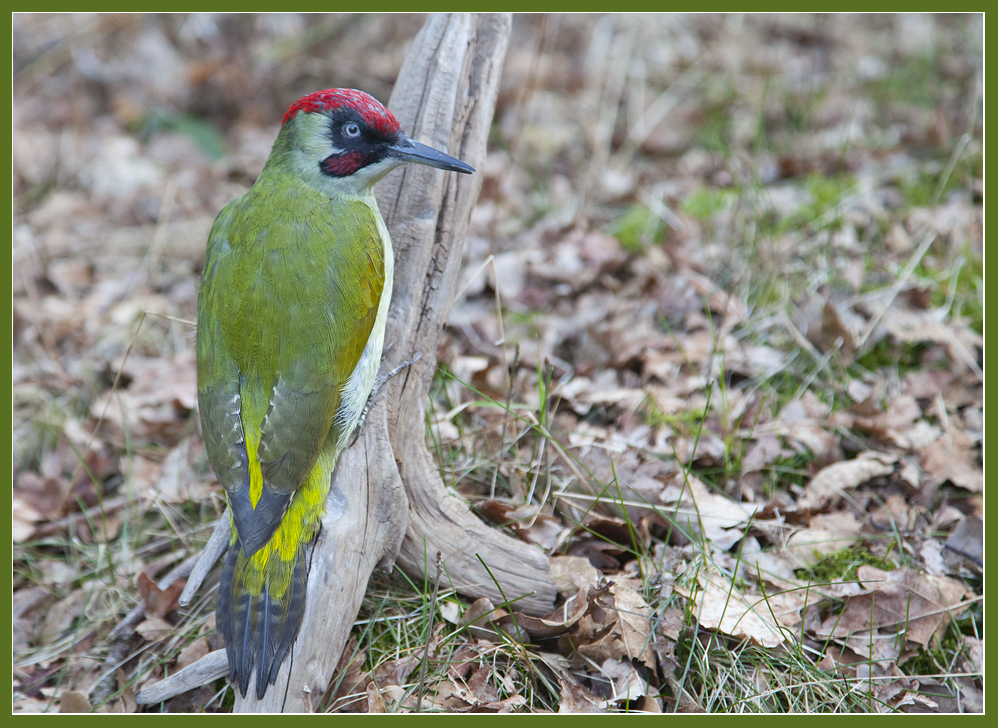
343 122 361 138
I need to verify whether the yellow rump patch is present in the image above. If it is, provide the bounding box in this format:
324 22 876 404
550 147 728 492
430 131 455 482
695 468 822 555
244 429 264 509
246 449 335 578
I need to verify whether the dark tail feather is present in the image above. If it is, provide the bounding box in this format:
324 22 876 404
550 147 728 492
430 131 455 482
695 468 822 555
216 545 308 699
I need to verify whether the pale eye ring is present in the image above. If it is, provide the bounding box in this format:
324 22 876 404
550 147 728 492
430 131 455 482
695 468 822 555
343 122 361 138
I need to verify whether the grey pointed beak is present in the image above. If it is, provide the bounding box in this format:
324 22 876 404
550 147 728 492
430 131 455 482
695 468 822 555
389 133 475 174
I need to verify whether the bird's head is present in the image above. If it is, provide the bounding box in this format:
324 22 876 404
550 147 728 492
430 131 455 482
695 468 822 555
272 88 474 197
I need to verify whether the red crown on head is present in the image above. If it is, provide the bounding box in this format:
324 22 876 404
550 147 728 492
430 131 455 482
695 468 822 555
282 88 401 136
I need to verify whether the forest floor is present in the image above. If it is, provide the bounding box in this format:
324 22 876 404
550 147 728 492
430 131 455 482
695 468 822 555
13 13 983 713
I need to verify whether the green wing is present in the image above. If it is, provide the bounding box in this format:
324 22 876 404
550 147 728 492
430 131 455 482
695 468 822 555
196 183 386 555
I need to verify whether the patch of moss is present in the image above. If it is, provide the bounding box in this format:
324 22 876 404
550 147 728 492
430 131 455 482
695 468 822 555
795 544 896 583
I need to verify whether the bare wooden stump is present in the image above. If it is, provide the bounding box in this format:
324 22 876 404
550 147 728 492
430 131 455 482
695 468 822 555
138 12 555 712
377 13 557 619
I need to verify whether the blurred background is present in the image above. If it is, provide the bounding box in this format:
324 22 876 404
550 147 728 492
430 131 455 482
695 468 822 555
13 14 983 714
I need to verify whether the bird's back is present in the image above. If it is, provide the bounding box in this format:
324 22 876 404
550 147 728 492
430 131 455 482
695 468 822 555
197 176 391 698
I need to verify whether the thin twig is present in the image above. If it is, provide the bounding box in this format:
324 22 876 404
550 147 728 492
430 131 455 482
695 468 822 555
32 496 130 538
178 515 231 606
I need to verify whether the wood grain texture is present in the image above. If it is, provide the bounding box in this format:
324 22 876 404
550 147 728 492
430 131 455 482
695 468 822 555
376 13 557 620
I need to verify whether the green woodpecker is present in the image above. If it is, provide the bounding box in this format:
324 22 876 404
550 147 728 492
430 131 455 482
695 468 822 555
196 88 473 699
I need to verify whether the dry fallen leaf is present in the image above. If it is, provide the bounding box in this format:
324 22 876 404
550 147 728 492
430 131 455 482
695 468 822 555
478 500 569 551
106 668 138 714
122 453 164 494
558 677 606 713
89 355 197 446
549 555 601 596
855 566 972 648
175 637 210 671
136 571 186 619
15 470 68 521
13 585 50 648
657 607 688 642
944 515 983 567
472 694 528 713
14 696 52 713
328 637 368 712
882 689 939 713
660 474 758 550
422 678 470 712
79 512 123 544
135 616 173 642
770 391 841 460
609 584 656 667
12 495 43 543
40 589 88 643
366 682 391 713
519 581 612 642
600 657 647 703
445 665 527 712
152 439 212 504
865 663 939 713
877 307 982 379
459 596 510 641
814 565 972 663
58 690 92 713
737 542 799 585
741 433 792 472
675 567 788 648
919 434 983 493
800 452 896 509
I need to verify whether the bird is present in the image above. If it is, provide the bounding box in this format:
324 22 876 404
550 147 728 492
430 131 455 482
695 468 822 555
195 88 474 699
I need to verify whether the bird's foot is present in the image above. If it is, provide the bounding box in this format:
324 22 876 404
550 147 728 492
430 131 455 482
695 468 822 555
349 352 422 446
374 352 422 392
